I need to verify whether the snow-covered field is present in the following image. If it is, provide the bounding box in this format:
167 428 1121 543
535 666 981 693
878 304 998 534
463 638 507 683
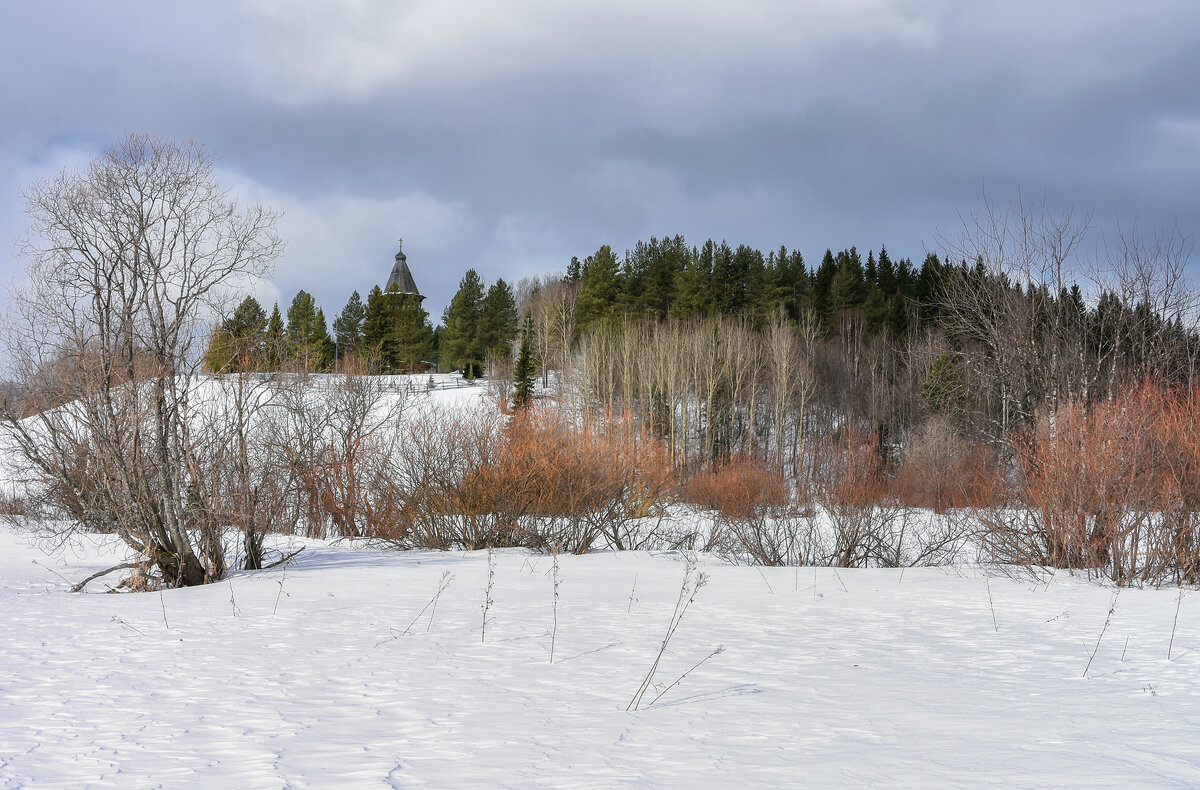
2 527 1199 788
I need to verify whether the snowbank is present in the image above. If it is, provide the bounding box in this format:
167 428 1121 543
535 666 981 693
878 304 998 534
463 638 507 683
1 527 1198 788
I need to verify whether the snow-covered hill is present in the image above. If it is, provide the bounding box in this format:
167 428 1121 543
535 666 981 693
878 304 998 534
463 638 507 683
1 527 1198 788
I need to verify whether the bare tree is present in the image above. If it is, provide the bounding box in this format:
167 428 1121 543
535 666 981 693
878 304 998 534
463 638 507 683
1098 221 1199 386
1 133 282 588
938 192 1091 440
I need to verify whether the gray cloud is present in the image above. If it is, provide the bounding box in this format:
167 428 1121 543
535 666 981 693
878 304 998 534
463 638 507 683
2 0 1198 322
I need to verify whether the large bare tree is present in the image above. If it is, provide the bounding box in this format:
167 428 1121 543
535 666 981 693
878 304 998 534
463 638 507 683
1 133 282 588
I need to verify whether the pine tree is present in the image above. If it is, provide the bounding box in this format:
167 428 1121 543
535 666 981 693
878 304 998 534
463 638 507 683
441 269 486 379
924 353 967 417
863 285 889 335
831 247 867 311
877 246 897 295
669 246 706 321
813 249 838 331
512 316 535 410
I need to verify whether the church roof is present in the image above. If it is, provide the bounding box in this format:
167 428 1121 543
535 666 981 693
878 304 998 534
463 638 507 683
385 242 423 299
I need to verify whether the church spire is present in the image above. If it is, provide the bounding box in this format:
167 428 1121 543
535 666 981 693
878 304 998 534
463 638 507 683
385 240 423 301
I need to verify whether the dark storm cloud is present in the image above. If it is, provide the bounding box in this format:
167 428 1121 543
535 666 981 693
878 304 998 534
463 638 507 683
2 0 1199 322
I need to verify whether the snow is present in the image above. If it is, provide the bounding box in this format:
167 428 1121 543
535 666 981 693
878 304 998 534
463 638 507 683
2 527 1199 788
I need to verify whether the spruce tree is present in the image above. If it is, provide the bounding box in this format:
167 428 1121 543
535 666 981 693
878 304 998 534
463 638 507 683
333 290 366 352
575 245 621 331
361 285 388 360
512 316 535 410
441 269 486 379
479 278 519 368
669 247 706 321
831 247 867 311
285 290 333 371
391 294 433 373
566 256 582 283
204 296 267 372
265 303 284 370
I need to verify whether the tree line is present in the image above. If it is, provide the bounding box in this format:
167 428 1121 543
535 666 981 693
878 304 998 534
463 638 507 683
506 207 1198 462
203 272 521 377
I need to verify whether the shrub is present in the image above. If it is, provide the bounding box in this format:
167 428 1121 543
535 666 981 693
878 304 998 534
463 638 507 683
895 417 1003 512
978 382 1200 586
683 456 798 564
397 404 675 553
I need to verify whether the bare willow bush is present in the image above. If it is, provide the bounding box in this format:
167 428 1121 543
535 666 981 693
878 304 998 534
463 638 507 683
394 404 674 552
978 383 1200 585
269 369 411 540
809 430 968 568
894 417 1002 512
0 133 281 588
682 456 799 563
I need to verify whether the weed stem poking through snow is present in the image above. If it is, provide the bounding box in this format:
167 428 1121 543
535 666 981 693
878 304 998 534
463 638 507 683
649 645 725 708
395 572 454 637
1169 588 1184 660
550 554 560 664
1084 591 1119 678
272 568 289 617
986 576 998 632
482 548 496 643
628 557 709 712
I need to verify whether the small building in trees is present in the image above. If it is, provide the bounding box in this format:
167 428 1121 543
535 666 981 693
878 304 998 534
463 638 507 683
386 240 425 303
358 239 434 373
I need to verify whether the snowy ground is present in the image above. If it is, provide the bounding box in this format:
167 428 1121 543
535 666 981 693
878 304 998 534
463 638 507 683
2 528 1199 788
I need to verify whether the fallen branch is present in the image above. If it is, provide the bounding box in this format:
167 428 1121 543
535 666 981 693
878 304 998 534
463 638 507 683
264 546 305 569
71 562 146 593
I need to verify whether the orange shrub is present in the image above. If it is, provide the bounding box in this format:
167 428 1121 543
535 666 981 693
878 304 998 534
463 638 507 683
682 456 789 522
895 418 1003 512
400 404 675 553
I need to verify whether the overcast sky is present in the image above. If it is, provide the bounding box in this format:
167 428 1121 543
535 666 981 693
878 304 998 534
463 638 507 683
2 0 1198 323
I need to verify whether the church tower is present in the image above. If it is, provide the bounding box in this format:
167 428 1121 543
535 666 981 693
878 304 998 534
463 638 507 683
385 239 424 302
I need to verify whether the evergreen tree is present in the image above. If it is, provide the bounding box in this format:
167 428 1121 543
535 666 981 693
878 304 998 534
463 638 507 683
638 235 685 319
265 303 284 370
441 269 486 378
924 353 967 417
479 278 519 368
361 285 387 353
863 285 889 335
204 296 267 372
285 290 333 371
390 293 433 373
333 290 366 353
359 284 434 373
886 295 910 337
575 245 621 331
669 246 707 321
566 256 582 283
915 252 946 327
813 249 838 331
877 246 897 295
831 247 867 311
512 316 535 410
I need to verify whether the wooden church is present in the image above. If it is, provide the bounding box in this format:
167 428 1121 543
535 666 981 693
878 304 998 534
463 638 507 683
386 240 424 303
